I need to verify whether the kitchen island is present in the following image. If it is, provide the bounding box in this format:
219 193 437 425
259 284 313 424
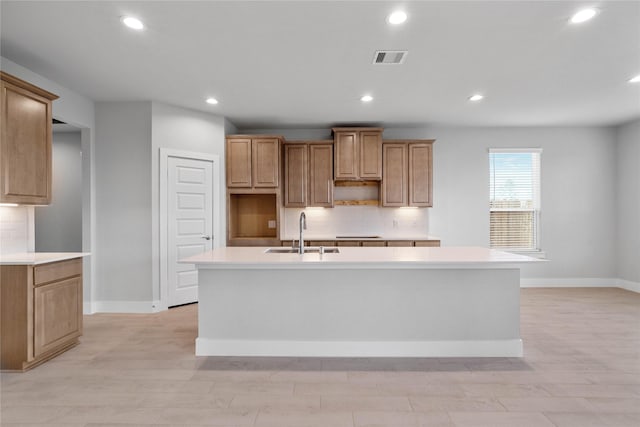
184 246 539 358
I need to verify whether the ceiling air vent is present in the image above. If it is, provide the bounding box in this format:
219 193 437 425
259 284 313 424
373 50 408 65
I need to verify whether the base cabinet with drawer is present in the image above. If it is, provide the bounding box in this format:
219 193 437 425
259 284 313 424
1 258 83 371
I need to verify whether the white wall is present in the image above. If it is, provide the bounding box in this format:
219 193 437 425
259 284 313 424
35 131 82 252
150 102 227 306
243 126 619 281
224 118 239 135
615 119 640 284
386 126 618 281
95 102 153 304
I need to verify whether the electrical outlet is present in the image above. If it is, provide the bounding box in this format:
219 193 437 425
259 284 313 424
393 219 399 228
267 220 276 229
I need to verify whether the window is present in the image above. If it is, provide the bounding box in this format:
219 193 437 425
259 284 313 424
489 149 541 251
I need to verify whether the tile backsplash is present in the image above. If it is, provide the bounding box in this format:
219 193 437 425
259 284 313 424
282 206 429 239
0 206 34 254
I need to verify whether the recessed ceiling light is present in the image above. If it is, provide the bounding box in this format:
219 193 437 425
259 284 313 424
121 16 144 30
628 74 640 83
469 94 484 102
206 97 219 105
360 95 373 102
569 8 598 24
387 11 407 25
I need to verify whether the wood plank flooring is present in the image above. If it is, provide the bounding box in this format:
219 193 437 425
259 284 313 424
1 288 639 426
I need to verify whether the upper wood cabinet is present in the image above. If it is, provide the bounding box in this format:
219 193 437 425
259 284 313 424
226 137 252 187
408 143 432 206
382 140 434 207
381 143 408 206
252 138 280 187
308 143 333 207
284 144 307 207
0 72 58 205
226 136 281 188
284 141 333 208
332 127 382 180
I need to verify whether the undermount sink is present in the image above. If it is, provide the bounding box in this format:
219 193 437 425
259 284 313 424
264 247 340 254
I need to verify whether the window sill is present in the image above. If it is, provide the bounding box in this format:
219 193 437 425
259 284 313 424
503 250 547 259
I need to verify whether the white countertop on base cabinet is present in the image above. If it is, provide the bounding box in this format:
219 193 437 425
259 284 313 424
0 252 90 265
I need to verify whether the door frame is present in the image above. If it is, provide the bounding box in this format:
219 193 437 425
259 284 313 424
159 148 221 311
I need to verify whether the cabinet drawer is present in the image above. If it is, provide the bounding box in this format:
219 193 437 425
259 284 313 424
336 241 361 247
308 241 336 247
386 241 414 247
361 241 385 247
34 258 82 286
414 240 441 247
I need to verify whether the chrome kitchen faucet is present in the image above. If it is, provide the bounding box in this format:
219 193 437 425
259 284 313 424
298 212 307 254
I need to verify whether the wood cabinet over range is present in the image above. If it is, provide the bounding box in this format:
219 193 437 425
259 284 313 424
0 72 58 205
332 127 383 180
1 257 84 371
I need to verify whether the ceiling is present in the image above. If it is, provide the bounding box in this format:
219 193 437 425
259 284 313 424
2 1 639 129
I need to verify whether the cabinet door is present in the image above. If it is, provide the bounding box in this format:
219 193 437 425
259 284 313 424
334 131 358 180
381 143 407 206
359 131 382 180
0 81 52 204
33 276 82 358
408 143 432 207
308 144 333 207
284 144 307 207
226 138 252 187
252 138 280 187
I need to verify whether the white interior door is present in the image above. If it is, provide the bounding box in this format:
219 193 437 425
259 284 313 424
167 156 214 307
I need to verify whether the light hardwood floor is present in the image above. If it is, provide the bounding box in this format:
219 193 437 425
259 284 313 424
1 288 639 427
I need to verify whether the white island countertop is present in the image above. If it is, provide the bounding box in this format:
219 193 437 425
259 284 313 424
0 252 90 265
183 246 542 269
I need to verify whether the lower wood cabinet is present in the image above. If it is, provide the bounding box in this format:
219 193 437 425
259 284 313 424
1 258 83 371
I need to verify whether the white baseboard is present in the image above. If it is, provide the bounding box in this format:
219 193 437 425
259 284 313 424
195 338 523 358
521 277 639 293
520 278 618 287
91 300 162 314
617 279 640 293
83 301 95 315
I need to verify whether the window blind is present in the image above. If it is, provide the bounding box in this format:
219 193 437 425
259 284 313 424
489 149 541 251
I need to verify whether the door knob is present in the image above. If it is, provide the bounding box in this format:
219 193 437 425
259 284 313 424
201 235 211 240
